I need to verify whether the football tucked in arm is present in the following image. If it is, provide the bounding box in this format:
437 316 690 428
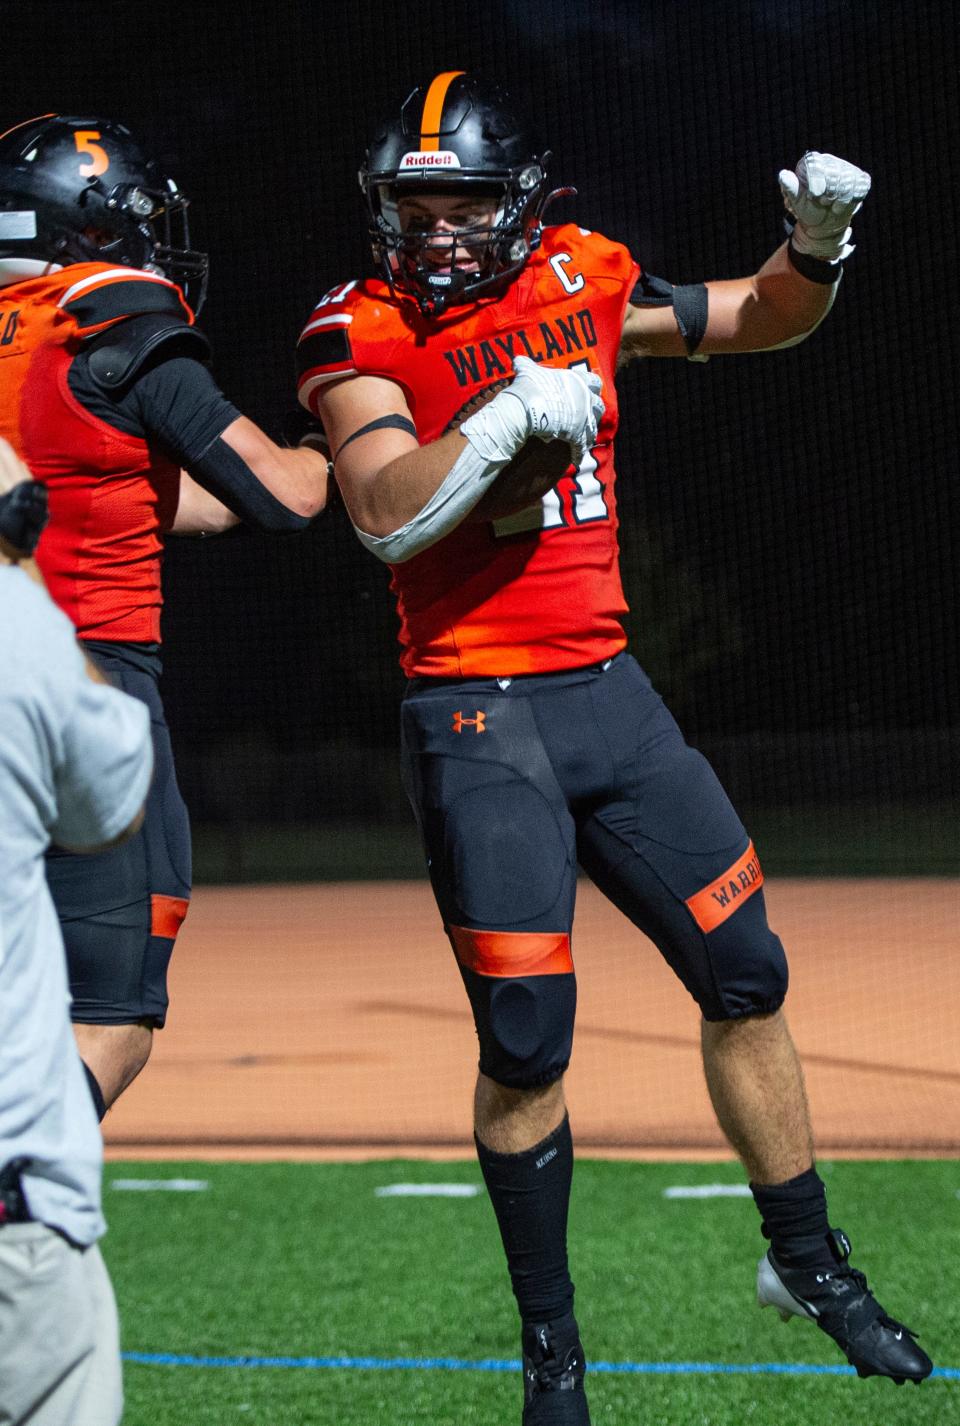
444 379 574 522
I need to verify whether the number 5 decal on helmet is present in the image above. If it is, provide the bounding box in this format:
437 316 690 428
73 130 109 178
0 114 209 313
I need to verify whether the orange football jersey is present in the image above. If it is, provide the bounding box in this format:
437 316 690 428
0 263 194 641
297 224 640 677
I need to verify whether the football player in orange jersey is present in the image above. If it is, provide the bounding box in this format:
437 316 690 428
0 114 332 1121
295 74 931 1420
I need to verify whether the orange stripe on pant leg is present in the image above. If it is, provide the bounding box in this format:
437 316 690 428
420 71 465 149
685 841 764 933
150 894 190 939
448 925 573 978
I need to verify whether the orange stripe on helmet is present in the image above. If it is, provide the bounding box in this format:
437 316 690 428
0 113 56 144
151 893 190 940
419 71 465 150
685 841 764 934
449 924 573 978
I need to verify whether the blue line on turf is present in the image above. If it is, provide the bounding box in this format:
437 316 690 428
122 1352 960 1381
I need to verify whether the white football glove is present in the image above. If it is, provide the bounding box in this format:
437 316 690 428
778 151 871 262
461 355 604 467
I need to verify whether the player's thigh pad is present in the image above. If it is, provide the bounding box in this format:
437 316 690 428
578 657 788 1020
402 682 578 1087
45 652 191 1026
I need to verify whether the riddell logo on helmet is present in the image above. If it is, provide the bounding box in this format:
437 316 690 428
399 150 462 169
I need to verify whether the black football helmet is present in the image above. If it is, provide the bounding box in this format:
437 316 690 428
0 114 208 311
360 72 564 316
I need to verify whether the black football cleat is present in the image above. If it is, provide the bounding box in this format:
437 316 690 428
757 1228 933 1384
521 1312 591 1424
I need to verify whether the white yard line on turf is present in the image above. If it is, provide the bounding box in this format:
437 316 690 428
375 1183 482 1197
110 1179 209 1191
663 1184 753 1199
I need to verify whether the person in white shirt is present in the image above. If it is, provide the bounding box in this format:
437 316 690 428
0 438 153 1426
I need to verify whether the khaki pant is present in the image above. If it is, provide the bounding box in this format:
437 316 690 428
0 1224 122 1426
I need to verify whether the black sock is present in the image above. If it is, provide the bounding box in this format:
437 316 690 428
475 1113 575 1325
82 1061 107 1122
751 1166 834 1268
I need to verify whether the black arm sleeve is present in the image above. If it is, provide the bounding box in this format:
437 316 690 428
69 349 311 532
130 360 310 529
185 435 312 532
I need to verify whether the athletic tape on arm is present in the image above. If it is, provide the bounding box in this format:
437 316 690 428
351 386 530 563
351 435 511 563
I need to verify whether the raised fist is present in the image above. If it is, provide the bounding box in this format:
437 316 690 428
779 152 871 262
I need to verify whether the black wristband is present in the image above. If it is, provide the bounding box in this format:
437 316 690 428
0 481 48 554
787 241 843 285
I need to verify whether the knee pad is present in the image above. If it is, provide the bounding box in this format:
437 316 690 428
449 926 577 1088
699 895 790 1020
63 893 189 1027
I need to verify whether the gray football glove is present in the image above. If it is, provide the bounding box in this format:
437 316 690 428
779 152 872 262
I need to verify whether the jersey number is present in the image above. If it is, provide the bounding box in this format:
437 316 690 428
492 359 608 537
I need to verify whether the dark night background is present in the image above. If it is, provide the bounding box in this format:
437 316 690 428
9 0 958 875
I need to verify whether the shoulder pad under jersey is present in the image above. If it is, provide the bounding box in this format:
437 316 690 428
58 266 193 335
85 311 210 392
629 270 675 307
541 223 636 274
296 280 361 410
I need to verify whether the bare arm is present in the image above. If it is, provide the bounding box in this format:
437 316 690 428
620 240 836 362
620 152 870 364
216 415 332 520
317 375 474 538
167 417 331 535
316 357 602 547
120 355 331 530
174 414 331 532
167 470 241 536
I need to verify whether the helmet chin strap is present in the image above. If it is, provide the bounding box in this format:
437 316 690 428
416 267 471 314
415 259 530 317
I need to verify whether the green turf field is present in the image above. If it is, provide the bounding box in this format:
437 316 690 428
105 1158 958 1425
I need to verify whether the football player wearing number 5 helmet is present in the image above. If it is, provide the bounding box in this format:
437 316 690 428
0 113 332 1123
294 73 930 1421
